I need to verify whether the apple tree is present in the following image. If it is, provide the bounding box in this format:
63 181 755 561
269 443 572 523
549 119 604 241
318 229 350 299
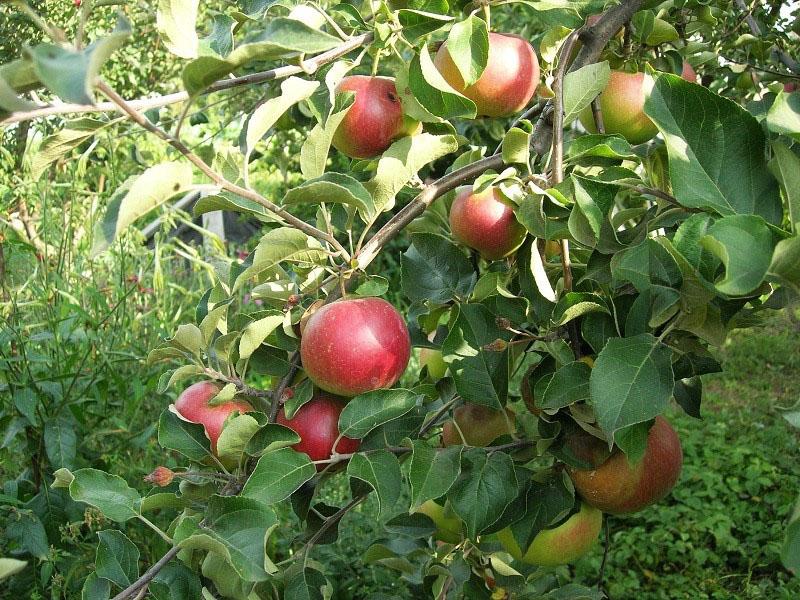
2 0 800 597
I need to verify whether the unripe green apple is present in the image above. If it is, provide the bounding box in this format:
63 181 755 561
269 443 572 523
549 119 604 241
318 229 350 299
419 347 447 381
415 500 463 543
578 70 658 145
434 32 540 117
567 416 682 514
442 404 516 447
496 503 602 566
449 185 527 260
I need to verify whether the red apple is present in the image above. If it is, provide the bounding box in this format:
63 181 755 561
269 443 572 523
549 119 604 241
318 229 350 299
434 32 540 117
332 76 417 159
449 186 526 260
442 404 516 447
785 82 799 93
567 416 683 514
174 381 253 455
497 503 602 566
277 392 359 463
681 61 698 83
578 70 658 145
300 297 411 397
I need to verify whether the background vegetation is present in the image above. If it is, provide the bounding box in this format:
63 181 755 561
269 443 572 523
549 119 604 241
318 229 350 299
1 0 799 598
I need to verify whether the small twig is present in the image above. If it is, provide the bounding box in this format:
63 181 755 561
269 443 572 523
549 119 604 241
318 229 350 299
2 32 375 126
268 352 301 423
96 80 350 261
111 546 181 600
598 517 611 595
418 398 459 437
590 97 605 134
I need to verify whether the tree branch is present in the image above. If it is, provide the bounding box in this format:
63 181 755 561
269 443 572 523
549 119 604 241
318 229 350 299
1 33 374 126
356 154 505 270
111 546 180 600
268 351 301 423
95 80 350 261
532 0 647 156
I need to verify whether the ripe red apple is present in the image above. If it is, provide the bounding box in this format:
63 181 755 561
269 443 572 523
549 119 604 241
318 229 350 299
415 500 463 543
277 392 359 463
681 61 698 83
174 381 253 455
300 297 411 397
567 416 683 514
449 186 527 260
419 347 447 381
434 32 540 117
442 404 516 447
496 503 602 566
578 70 658 145
332 76 418 159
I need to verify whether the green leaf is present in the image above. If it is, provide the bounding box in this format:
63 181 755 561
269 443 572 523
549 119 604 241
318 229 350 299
245 424 302 456
442 303 510 410
766 91 800 141
339 389 420 439
239 311 284 359
241 447 315 504
193 192 273 221
244 77 320 159
408 44 476 119
644 72 782 223
30 118 115 181
92 162 194 257
285 567 329 600
769 141 800 228
157 0 199 58
565 134 636 162
448 449 518 538
612 238 682 292
501 126 531 166
95 530 139 588
233 227 327 291
44 416 77 470
177 496 278 582
29 18 131 104
347 450 402 519
81 572 110 600
700 215 773 296
445 16 488 87
552 292 610 326
182 19 341 96
563 61 610 125
535 361 592 410
68 469 141 522
0 558 27 581
158 408 212 461
397 10 453 41
300 94 354 179
216 413 262 465
782 497 800 572
401 232 476 303
767 235 800 295
590 333 675 442
408 441 462 509
366 132 459 213
283 172 376 223
507 475 573 550
6 511 48 559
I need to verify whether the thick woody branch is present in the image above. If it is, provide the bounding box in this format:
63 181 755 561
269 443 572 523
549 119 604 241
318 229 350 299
532 0 646 156
2 33 374 126
96 80 350 261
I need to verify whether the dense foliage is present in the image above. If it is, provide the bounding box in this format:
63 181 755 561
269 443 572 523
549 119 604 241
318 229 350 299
1 0 800 598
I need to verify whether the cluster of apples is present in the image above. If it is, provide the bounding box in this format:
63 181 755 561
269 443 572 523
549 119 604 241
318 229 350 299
173 297 411 463
417 388 683 566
